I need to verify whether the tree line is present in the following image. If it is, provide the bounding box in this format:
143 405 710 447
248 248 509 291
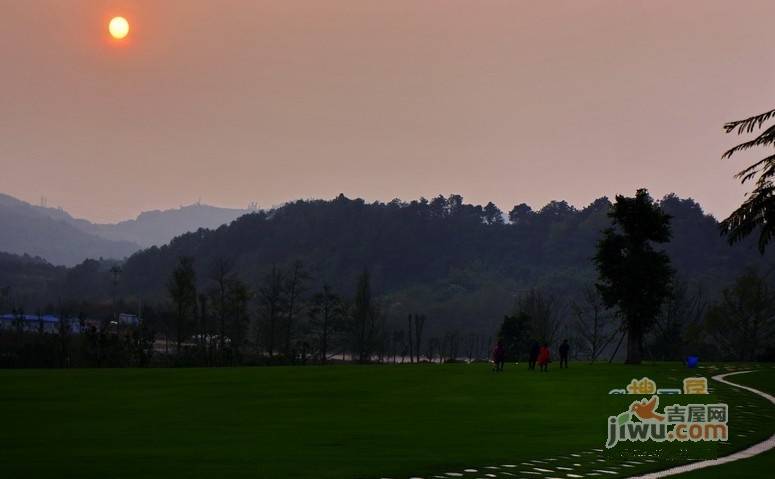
0 256 496 367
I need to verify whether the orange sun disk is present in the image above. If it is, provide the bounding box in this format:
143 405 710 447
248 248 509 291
109 17 129 40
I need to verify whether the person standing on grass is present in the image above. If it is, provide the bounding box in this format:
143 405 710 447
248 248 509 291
559 339 570 368
492 340 505 372
537 342 551 372
528 340 540 370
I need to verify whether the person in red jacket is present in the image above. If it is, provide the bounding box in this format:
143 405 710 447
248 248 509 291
492 340 505 372
537 342 551 372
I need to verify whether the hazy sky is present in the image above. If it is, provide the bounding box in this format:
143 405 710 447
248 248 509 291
1 1 774 223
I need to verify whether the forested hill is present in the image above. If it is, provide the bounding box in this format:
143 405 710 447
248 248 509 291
2 193 769 329
47 194 761 305
118 194 613 300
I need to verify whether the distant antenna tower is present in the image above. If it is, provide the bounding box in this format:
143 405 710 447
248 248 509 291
40 196 48 208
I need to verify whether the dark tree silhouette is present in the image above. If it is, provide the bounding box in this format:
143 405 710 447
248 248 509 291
594 189 673 364
721 108 775 252
0 286 9 314
197 293 208 362
508 203 534 224
705 269 775 361
352 269 371 363
167 256 197 355
283 261 309 358
412 314 426 363
483 202 504 225
351 269 379 363
514 289 560 344
257 265 285 358
225 277 251 364
308 284 344 363
207 257 233 364
649 279 706 361
407 315 414 363
497 313 530 361
571 287 617 361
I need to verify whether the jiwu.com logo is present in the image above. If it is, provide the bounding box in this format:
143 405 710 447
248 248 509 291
606 396 728 448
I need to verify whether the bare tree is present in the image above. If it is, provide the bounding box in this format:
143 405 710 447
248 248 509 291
226 277 251 364
466 333 477 362
391 330 405 363
167 257 197 355
705 269 775 361
516 289 562 344
208 258 233 364
283 261 309 359
649 280 707 361
407 315 414 363
425 337 439 362
352 270 372 363
442 330 460 362
256 265 285 358
197 293 209 364
308 284 344 363
413 314 426 363
351 269 381 363
571 287 617 361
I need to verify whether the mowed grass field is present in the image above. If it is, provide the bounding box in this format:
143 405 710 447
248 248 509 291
1 363 773 479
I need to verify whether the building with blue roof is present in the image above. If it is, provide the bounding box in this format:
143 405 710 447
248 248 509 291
0 314 82 334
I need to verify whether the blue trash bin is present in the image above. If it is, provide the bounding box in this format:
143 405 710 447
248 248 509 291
687 355 699 368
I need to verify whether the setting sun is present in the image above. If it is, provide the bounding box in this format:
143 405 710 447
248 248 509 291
108 16 129 40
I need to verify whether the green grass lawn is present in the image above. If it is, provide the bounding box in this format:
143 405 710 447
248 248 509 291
1 362 773 478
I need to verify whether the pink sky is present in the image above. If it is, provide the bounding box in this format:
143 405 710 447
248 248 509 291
1 0 774 223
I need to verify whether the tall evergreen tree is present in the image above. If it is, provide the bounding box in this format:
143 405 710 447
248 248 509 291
594 189 673 364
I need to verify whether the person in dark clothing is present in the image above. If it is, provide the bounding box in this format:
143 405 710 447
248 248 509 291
528 341 540 370
559 339 570 368
492 340 505 372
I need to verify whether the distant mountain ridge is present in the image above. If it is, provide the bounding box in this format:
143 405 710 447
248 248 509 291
0 193 250 266
88 203 251 247
0 194 139 266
